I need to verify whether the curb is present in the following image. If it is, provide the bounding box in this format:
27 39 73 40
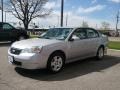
108 49 120 52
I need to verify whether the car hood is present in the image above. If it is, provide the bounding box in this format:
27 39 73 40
11 38 62 49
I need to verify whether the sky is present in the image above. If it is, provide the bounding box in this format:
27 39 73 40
0 0 120 29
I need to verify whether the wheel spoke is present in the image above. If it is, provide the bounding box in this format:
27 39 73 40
51 61 55 66
51 56 63 72
99 48 103 58
54 65 59 71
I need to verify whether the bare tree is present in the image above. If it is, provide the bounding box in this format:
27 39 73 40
10 0 51 29
101 21 110 30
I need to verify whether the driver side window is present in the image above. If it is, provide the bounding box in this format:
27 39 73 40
71 29 87 40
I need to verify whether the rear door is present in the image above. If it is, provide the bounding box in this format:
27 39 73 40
0 23 7 41
85 28 100 56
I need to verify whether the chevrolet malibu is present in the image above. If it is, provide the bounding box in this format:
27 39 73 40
8 27 108 73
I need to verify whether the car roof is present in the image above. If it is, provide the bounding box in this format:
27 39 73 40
54 26 82 28
50 27 96 30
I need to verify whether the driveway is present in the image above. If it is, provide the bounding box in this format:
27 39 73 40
0 43 120 90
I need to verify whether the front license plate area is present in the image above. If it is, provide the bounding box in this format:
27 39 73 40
8 56 13 63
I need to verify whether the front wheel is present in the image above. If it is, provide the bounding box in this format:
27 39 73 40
47 53 65 73
96 47 104 60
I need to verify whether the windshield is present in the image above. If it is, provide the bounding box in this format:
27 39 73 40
40 28 73 40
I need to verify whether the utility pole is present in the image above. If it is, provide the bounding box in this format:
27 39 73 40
60 0 64 27
57 15 59 27
5 11 6 22
4 11 12 22
115 1 120 37
116 11 120 36
1 0 3 26
66 13 68 26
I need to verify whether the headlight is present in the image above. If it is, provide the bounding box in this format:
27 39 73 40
21 46 42 53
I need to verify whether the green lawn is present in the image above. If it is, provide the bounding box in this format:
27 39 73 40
108 41 120 50
30 35 39 38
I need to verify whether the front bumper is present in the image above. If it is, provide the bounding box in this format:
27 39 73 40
8 51 47 69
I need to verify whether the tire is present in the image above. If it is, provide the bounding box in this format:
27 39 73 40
47 52 65 73
18 36 25 41
96 47 104 60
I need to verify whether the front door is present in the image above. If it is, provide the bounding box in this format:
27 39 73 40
67 28 89 60
0 23 7 41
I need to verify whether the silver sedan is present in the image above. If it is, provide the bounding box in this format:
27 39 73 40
8 27 108 73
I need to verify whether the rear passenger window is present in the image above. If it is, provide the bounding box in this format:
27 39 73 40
87 29 99 38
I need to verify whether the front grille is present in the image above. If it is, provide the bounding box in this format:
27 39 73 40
12 60 22 66
10 48 22 55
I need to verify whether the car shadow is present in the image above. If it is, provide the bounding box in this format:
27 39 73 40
15 55 120 81
0 42 11 47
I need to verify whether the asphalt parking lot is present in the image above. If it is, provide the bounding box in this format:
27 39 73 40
0 43 120 90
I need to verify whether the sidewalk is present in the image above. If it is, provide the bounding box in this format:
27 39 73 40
109 37 120 42
108 49 120 52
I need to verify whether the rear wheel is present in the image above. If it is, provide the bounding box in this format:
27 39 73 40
47 52 65 73
96 47 104 60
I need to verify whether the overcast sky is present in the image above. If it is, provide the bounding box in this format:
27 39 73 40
0 0 120 29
